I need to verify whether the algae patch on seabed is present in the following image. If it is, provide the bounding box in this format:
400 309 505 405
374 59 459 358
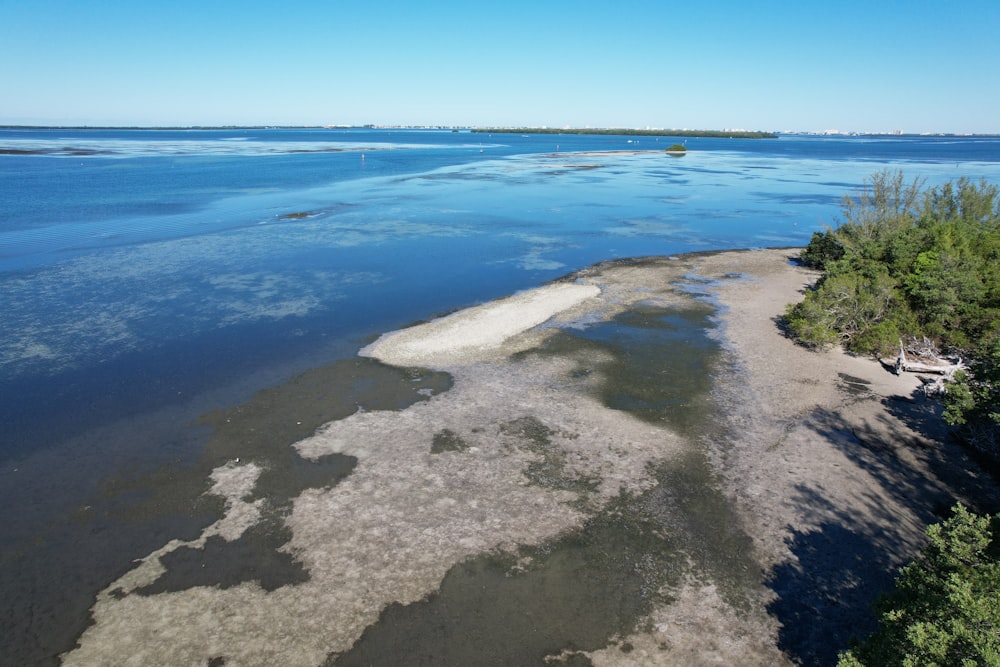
101 358 451 597
330 494 679 666
555 300 759 600
499 415 600 498
331 288 759 665
533 303 720 436
430 428 470 454
135 520 310 594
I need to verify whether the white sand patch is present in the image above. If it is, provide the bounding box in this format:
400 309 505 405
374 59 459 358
360 282 600 366
203 462 265 542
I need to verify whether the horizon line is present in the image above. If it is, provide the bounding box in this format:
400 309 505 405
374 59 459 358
2 124 998 138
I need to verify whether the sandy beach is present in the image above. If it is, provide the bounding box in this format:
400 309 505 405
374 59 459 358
62 248 999 666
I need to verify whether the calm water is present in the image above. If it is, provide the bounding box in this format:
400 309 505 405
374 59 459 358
2 128 999 663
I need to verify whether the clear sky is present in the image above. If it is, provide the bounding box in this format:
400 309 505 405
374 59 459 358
3 0 998 133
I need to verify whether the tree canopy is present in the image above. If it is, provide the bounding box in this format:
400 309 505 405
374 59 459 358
784 171 1000 457
837 504 1000 667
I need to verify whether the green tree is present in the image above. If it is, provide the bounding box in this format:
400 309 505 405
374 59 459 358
945 338 1000 462
785 261 909 356
835 170 924 262
838 504 1000 667
800 229 844 270
787 172 1000 431
790 175 1000 664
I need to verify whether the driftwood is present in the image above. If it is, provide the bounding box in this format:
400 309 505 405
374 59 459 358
886 338 966 396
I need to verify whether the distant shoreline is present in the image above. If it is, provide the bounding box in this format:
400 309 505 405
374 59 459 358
3 125 997 138
472 127 778 139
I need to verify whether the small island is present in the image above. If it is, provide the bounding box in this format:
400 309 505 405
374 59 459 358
665 143 687 155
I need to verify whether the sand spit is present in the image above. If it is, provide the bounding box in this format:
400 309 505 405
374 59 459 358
360 282 601 366
64 249 998 666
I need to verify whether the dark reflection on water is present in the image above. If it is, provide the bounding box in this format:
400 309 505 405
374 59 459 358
751 190 843 205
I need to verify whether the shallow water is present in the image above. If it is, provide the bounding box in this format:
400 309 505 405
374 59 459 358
2 129 1000 663
328 294 758 666
331 497 682 666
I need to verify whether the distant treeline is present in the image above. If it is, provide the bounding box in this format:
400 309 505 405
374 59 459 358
0 125 323 131
471 127 778 139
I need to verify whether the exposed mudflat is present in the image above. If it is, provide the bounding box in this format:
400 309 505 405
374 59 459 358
63 249 999 666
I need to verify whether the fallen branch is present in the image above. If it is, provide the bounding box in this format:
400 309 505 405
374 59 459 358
889 339 966 396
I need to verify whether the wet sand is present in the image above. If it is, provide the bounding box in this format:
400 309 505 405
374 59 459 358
62 248 999 666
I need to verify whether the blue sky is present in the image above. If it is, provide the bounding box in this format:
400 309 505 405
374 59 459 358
3 0 998 133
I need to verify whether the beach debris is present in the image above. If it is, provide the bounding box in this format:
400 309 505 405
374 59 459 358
889 337 966 396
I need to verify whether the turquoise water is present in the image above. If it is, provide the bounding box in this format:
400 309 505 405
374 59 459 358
2 128 999 663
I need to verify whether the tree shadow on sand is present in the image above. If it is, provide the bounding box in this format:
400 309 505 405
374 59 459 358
767 513 894 665
817 391 999 518
766 389 1000 664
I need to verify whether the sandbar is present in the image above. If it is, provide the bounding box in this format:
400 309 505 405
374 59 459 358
361 282 601 366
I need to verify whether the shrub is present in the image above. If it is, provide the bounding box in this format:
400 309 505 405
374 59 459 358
801 229 845 270
784 296 840 349
786 172 1000 424
838 504 1000 667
